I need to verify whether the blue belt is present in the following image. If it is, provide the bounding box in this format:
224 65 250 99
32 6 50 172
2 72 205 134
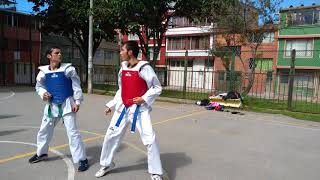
115 105 140 133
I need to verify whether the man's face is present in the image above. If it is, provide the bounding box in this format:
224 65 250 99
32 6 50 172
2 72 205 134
120 45 131 61
47 48 62 63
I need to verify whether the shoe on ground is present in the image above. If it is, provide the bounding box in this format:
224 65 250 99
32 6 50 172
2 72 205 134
150 174 163 180
28 154 48 163
78 159 89 172
95 162 115 178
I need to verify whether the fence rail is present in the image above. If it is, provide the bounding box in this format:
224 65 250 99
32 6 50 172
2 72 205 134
92 65 320 114
2 48 320 114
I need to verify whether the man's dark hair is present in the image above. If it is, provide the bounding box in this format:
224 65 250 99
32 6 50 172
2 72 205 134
45 46 61 60
123 41 139 58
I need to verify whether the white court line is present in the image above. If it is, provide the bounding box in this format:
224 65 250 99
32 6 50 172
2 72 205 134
0 125 170 180
0 91 15 103
2 125 104 135
0 141 75 180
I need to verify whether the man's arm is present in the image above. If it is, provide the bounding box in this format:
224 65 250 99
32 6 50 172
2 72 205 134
66 66 83 105
35 71 50 101
138 65 162 106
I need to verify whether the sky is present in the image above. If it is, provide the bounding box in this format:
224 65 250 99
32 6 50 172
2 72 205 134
14 0 37 14
13 0 320 14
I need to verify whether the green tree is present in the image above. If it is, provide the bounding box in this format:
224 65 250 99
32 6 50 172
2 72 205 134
197 0 281 94
109 0 200 67
28 0 117 83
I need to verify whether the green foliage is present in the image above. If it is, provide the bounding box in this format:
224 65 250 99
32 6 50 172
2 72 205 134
28 0 117 60
108 0 200 64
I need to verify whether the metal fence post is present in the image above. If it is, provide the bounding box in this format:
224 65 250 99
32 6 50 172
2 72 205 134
183 50 188 99
229 48 236 91
287 49 296 111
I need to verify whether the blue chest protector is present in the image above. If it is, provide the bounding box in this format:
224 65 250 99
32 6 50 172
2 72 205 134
45 72 73 105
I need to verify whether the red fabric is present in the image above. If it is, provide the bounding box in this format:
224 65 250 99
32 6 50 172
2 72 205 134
121 70 148 107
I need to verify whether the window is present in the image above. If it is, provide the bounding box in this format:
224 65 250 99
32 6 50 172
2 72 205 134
168 16 210 28
169 59 192 67
169 60 175 67
287 9 320 26
295 72 314 87
105 50 113 60
200 36 210 49
218 71 225 81
95 49 104 58
24 63 27 75
168 36 210 50
31 19 38 30
171 17 189 28
6 14 17 27
137 49 142 60
280 72 289 83
315 9 320 24
188 60 193 67
94 49 104 63
14 51 21 60
128 33 139 40
149 48 160 61
205 59 213 67
190 36 200 49
254 58 273 72
167 37 185 50
266 71 273 82
285 39 313 58
189 36 210 50
262 32 275 43
13 14 18 27
73 48 81 58
147 29 156 38
16 63 19 74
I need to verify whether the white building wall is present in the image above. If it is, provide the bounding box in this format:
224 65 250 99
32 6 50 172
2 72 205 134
165 25 215 90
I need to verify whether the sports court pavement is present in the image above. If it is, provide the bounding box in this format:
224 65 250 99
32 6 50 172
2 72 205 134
1 86 320 180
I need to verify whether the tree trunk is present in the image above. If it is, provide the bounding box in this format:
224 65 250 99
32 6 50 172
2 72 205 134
242 68 255 96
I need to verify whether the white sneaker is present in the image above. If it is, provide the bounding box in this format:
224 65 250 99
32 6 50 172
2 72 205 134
95 162 115 178
150 174 163 180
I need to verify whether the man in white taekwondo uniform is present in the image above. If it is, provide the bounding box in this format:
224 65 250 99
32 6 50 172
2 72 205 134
28 46 89 172
95 41 163 180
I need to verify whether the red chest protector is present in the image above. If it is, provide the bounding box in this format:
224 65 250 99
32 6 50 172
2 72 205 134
121 61 148 108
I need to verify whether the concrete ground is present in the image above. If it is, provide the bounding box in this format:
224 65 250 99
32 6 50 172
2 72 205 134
1 86 320 180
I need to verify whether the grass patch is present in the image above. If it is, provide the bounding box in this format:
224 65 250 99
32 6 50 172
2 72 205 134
243 97 320 114
243 97 320 122
83 84 117 96
244 106 320 122
161 89 208 100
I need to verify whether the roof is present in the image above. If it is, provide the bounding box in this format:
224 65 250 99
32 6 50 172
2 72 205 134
280 4 320 12
0 8 33 16
0 0 16 5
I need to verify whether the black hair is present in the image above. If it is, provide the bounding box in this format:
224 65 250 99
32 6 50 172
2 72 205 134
45 46 61 60
122 41 139 58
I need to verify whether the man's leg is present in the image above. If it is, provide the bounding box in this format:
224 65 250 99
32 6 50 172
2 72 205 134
100 111 129 167
36 115 57 156
63 113 87 163
135 111 163 175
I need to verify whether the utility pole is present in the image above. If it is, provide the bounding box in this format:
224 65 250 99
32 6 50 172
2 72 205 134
116 30 122 87
287 49 296 111
183 50 188 99
87 0 93 94
0 10 5 86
